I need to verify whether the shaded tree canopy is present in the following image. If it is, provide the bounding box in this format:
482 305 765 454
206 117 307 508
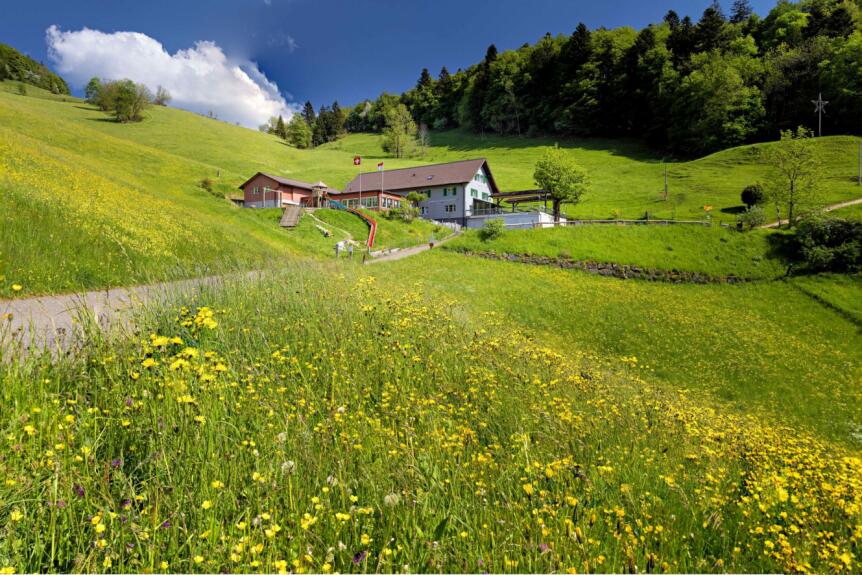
347 0 861 156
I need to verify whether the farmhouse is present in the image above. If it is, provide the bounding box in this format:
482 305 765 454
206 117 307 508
239 173 340 208
341 159 499 225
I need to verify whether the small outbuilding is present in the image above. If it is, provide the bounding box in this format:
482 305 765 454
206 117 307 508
238 173 339 208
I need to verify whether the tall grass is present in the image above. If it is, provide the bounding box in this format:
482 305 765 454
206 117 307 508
1 264 859 574
446 224 789 279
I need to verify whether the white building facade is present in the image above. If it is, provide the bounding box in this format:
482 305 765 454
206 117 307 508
341 159 499 226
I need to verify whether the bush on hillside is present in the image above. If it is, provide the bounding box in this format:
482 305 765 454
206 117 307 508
85 77 152 122
478 218 504 242
737 205 765 230
384 204 419 223
741 184 764 207
792 216 861 273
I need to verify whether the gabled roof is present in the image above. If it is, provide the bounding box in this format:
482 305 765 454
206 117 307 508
238 172 339 194
342 159 499 195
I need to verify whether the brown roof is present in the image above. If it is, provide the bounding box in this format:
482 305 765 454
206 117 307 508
343 159 499 195
238 172 339 194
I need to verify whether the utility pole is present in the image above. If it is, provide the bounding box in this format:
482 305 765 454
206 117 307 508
812 93 828 137
663 162 669 202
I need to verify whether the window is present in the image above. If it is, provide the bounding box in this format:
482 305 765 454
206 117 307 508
470 188 478 198
450 187 458 196
445 204 456 213
443 188 447 197
482 193 489 201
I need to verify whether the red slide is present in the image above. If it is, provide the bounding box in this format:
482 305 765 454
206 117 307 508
348 208 377 249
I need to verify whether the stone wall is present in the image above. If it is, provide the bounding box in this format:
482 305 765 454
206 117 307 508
455 250 748 284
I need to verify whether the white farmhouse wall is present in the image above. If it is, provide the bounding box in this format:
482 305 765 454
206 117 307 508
412 167 494 221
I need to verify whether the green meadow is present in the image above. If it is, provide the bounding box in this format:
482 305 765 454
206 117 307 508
371 251 862 445
1 85 861 574
446 224 790 279
0 89 435 297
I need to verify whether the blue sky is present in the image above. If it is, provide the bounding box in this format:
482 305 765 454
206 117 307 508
2 0 776 125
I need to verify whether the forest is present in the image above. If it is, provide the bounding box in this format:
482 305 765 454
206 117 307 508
0 43 70 95
339 0 862 155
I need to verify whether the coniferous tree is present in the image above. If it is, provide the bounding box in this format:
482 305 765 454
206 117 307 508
301 101 316 126
729 0 753 24
695 1 728 53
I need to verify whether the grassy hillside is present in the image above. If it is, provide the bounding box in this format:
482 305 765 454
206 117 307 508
1 264 859 574
446 224 789 279
0 92 430 297
373 251 862 446
323 130 862 221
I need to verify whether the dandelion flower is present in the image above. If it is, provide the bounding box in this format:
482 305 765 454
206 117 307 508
201 500 212 510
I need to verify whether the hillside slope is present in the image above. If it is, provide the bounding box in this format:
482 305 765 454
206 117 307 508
1 89 859 296
0 91 346 297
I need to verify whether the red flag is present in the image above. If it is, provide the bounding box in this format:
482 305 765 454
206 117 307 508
377 161 384 171
353 155 361 166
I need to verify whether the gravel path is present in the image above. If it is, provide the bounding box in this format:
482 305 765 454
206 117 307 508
0 273 249 353
365 231 461 264
760 197 862 228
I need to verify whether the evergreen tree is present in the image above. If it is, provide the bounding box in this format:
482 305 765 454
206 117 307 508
301 101 316 126
696 1 728 53
668 15 697 69
330 101 346 139
467 44 498 132
730 0 753 24
417 68 433 88
275 115 287 139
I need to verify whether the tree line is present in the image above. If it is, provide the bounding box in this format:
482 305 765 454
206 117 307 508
344 0 862 156
0 43 69 95
260 101 348 149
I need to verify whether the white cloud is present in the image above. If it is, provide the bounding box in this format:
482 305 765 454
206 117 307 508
46 25 292 128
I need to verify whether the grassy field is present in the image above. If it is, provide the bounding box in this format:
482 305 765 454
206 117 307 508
1 86 861 574
788 273 862 325
446 224 789 279
829 201 862 220
323 130 862 222
372 251 862 446
1 265 859 574
0 91 431 297
312 209 445 251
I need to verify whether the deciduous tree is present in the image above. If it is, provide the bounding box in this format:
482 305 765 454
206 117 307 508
764 127 823 228
533 147 589 222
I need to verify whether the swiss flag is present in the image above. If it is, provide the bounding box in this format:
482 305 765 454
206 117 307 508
353 155 361 166
377 161 384 171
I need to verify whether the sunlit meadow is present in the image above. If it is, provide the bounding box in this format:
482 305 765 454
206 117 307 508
1 265 860 574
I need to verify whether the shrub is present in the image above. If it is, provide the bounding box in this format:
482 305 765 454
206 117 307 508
478 218 504 242
741 184 764 208
736 205 765 230
384 204 419 223
792 216 861 273
112 80 152 123
17 82 26 96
